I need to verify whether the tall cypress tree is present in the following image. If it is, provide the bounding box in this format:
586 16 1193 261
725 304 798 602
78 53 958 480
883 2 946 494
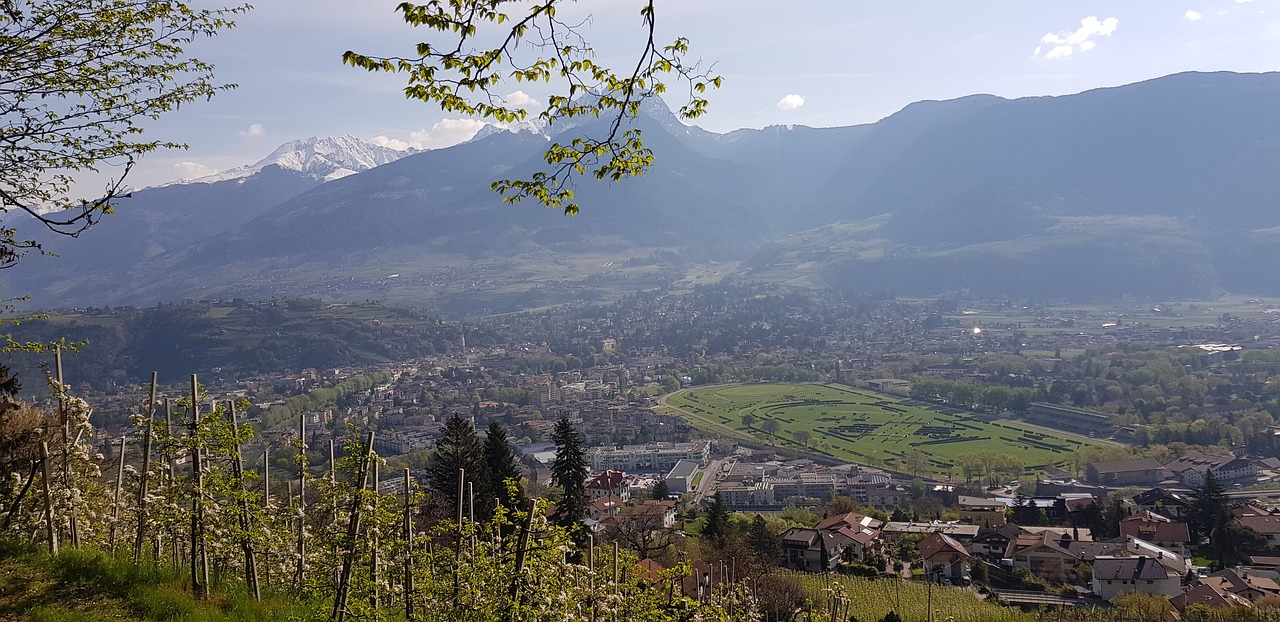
482 421 525 516
551 417 589 529
427 415 485 520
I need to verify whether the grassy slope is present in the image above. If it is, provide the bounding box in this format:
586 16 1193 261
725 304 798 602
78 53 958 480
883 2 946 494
0 540 321 622
659 383 1100 477
786 572 1034 622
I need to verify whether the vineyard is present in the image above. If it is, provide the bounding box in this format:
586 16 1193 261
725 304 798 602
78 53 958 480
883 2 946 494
785 572 1034 622
0 369 758 621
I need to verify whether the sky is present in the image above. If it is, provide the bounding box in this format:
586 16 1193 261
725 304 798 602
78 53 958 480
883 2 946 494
90 0 1280 190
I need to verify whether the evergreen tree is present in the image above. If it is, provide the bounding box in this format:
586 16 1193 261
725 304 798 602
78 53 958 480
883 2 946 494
482 421 525 517
651 479 670 500
748 513 781 564
703 492 730 547
1190 471 1229 542
427 415 485 519
550 417 589 529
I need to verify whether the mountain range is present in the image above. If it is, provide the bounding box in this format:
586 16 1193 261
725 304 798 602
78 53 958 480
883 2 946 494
11 70 1280 315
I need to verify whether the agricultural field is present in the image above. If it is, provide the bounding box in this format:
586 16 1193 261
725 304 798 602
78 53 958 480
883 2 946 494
785 572 1034 622
659 383 1101 478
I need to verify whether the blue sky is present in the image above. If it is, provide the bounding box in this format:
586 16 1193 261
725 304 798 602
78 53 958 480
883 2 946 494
106 0 1280 189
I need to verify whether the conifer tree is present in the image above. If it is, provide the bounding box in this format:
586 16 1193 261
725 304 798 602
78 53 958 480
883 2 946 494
550 417 588 529
703 492 730 547
1190 470 1229 542
748 513 781 564
427 415 484 518
482 421 524 517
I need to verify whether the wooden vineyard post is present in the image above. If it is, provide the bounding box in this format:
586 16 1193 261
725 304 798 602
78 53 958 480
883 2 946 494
190 374 209 598
330 439 339 591
453 468 464 606
332 430 375 622
39 441 57 555
403 468 415 619
109 436 126 549
230 401 261 601
296 413 306 589
164 398 178 568
133 372 157 563
54 347 79 548
507 498 537 610
369 457 380 612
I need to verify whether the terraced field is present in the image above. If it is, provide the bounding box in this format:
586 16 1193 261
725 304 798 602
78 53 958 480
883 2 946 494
659 383 1100 478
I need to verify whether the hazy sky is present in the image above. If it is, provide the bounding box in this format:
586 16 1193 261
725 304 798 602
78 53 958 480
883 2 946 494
99 0 1280 189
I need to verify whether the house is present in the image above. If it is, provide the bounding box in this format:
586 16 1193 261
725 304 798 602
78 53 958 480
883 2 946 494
919 532 971 585
587 495 625 520
881 522 979 543
1169 583 1253 615
1166 454 1256 486
626 499 678 529
831 524 882 563
815 512 883 532
957 496 1007 526
587 470 630 501
780 528 843 572
1199 569 1280 603
1090 556 1181 599
1084 459 1167 486
1119 511 1192 554
1132 488 1190 521
1234 513 1280 548
969 524 1021 560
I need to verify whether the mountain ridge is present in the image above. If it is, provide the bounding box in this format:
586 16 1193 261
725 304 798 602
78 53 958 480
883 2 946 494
12 71 1280 313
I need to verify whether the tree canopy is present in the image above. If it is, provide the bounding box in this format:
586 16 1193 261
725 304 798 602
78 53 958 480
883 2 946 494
343 0 720 215
0 0 246 267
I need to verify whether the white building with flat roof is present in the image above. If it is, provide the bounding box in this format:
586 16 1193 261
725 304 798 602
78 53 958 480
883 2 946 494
585 441 711 472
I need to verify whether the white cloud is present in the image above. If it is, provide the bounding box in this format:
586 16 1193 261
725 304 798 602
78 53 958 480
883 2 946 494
408 118 488 149
505 90 540 107
240 122 265 137
776 94 806 111
369 135 409 150
1237 0 1256 3
173 161 217 179
1036 16 1119 59
1185 9 1203 21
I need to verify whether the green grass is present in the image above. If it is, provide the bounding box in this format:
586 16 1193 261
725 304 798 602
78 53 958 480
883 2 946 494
0 538 324 621
660 383 1100 478
785 572 1033 622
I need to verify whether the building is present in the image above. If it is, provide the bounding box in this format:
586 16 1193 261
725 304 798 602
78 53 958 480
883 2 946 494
1119 511 1192 554
1166 454 1256 486
1025 402 1115 436
585 441 711 472
957 496 1007 526
780 528 843 573
663 460 700 496
717 482 776 509
1084 459 1167 486
587 470 630 501
1133 488 1191 520
1091 556 1181 599
919 532 972 585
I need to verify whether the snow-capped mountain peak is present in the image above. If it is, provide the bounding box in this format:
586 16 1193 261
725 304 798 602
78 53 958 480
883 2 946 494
181 135 412 185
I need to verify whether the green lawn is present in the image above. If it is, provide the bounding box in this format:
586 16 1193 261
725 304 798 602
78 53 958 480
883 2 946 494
659 383 1099 478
